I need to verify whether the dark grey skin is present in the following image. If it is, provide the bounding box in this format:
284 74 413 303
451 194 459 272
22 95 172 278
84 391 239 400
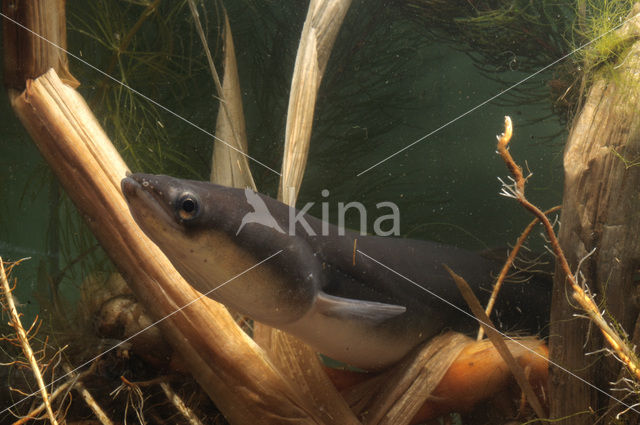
121 173 550 369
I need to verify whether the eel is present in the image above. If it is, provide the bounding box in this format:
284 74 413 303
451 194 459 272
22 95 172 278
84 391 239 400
121 173 550 369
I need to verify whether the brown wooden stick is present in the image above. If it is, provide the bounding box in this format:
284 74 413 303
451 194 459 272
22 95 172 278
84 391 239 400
444 264 547 419
10 69 321 425
159 381 204 425
478 205 561 340
1 259 59 425
496 116 640 381
62 364 114 425
2 0 79 90
11 368 90 425
255 2 362 424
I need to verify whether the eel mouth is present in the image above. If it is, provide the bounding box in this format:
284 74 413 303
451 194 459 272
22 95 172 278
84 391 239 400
121 174 181 233
121 175 142 199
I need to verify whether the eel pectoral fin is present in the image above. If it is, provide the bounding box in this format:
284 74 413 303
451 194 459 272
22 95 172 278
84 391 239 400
316 292 406 324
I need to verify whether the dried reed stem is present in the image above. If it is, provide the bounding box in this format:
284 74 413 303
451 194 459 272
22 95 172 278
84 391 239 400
187 0 256 189
444 265 547 419
0 258 59 425
159 381 204 425
63 364 114 425
496 116 640 381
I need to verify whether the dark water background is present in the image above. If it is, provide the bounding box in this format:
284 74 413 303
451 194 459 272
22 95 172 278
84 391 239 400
0 1 565 320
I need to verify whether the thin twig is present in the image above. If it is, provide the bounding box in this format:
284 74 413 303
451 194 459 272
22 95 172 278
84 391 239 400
478 205 561 340
159 381 204 425
1 258 60 425
186 0 223 98
496 116 640 381
444 264 547 419
12 366 95 425
63 364 114 425
122 375 173 388
186 0 239 150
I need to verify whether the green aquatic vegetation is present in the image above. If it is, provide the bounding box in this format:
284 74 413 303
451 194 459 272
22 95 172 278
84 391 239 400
399 0 571 65
28 0 217 311
68 0 207 178
394 0 640 122
612 147 640 169
394 0 577 125
573 0 637 78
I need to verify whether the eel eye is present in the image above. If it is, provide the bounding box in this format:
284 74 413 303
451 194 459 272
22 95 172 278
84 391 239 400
177 193 200 221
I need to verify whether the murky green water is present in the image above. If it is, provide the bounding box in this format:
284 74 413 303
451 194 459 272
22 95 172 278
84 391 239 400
0 1 565 315
0 1 574 423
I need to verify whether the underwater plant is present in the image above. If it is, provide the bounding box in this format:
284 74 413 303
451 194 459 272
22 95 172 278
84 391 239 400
4 1 640 424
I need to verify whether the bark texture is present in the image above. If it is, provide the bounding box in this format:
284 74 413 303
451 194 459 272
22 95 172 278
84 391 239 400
2 0 78 89
10 69 323 425
550 8 640 423
3 1 325 423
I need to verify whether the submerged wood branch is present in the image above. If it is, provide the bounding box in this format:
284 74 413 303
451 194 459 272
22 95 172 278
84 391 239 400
548 8 640 422
478 205 561 340
444 264 546 419
9 69 322 425
13 366 93 425
159 381 204 425
496 116 640 381
62 364 114 425
2 0 79 90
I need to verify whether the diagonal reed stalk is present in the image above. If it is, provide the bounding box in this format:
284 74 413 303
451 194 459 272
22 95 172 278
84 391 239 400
278 0 353 205
187 0 256 190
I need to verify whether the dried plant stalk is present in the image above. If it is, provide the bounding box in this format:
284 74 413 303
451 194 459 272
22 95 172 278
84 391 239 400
12 366 94 425
255 1 361 424
278 0 353 204
444 264 546 419
253 326 361 425
496 116 640 381
0 259 59 425
159 381 204 425
210 12 256 189
62 364 114 425
2 0 79 90
10 68 321 425
478 205 561 340
361 332 469 425
185 1 256 189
